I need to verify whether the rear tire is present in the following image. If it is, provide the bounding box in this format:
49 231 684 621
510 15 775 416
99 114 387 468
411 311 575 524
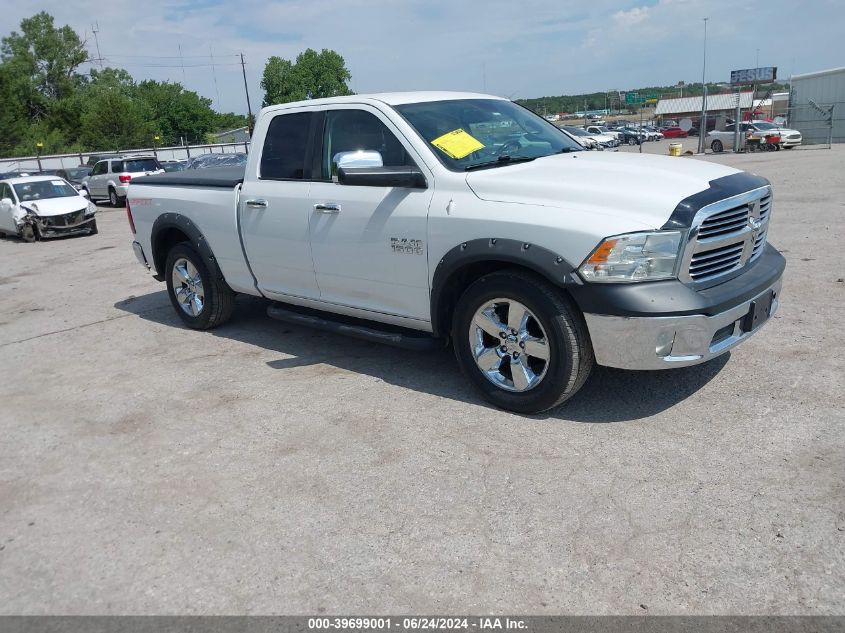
165 242 235 330
711 139 724 153
452 269 594 414
109 187 124 207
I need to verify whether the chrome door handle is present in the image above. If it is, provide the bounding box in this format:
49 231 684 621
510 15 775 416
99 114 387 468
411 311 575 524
245 199 268 209
314 203 341 214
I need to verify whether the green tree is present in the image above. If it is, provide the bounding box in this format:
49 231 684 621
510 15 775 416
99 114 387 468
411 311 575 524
261 48 352 106
135 80 216 145
0 11 88 121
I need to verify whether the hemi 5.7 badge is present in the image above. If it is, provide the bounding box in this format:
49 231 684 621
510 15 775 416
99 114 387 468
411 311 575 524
391 238 424 255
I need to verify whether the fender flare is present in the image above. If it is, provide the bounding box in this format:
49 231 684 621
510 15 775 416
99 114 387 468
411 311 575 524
429 238 580 337
150 213 222 283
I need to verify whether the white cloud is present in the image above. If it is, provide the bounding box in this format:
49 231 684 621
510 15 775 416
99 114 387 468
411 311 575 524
1 0 841 116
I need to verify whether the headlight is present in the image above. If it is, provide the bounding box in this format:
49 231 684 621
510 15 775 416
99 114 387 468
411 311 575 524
578 231 683 282
86 202 96 215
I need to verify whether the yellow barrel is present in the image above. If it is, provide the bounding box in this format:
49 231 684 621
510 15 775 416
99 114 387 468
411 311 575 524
669 142 683 156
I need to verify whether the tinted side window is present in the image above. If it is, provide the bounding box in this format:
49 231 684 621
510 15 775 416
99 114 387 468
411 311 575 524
260 112 313 180
111 161 124 173
0 183 12 200
92 162 106 175
322 109 413 179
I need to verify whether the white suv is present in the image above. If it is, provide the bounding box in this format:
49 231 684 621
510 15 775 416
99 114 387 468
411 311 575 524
82 156 163 206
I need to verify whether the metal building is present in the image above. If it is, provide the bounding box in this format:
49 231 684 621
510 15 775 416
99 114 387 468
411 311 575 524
788 67 845 145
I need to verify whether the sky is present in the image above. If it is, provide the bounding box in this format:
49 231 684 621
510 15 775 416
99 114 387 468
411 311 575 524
3 0 843 115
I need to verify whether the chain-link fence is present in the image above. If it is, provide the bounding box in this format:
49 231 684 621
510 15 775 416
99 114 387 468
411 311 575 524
0 141 250 173
783 102 841 147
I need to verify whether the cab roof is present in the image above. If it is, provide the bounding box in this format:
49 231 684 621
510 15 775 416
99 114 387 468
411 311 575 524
260 91 507 114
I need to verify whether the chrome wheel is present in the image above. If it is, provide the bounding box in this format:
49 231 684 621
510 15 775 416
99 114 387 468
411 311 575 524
171 257 205 317
469 298 550 392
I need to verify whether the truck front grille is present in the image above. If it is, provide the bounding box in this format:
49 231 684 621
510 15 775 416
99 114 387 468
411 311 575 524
680 187 772 285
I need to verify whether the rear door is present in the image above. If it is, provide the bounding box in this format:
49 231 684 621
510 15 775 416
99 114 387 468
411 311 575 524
307 105 434 321
239 109 321 300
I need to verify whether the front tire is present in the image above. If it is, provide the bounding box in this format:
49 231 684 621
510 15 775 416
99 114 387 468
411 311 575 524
452 269 594 414
165 242 235 330
87 218 98 235
627 137 636 146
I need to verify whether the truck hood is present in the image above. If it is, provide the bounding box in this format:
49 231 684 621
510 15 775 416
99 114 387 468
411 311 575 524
20 197 89 217
465 151 740 229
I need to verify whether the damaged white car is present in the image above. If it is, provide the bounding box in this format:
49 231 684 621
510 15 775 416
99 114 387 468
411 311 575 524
0 176 97 241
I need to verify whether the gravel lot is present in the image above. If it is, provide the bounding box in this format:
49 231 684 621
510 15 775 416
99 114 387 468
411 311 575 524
1 145 843 615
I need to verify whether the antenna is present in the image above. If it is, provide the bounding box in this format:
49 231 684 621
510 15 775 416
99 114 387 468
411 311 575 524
178 44 187 85
209 44 221 110
91 22 104 68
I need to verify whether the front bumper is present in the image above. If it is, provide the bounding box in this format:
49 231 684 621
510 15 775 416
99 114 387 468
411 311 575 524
31 210 96 238
576 244 785 370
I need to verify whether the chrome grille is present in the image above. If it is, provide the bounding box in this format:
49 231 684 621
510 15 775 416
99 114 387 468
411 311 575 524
680 186 772 285
689 243 745 280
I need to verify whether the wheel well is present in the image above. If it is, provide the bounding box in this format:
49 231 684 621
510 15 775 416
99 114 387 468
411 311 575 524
152 227 190 277
433 260 565 337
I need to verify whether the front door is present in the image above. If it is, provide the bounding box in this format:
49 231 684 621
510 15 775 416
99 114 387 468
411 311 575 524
239 110 321 300
307 106 434 321
88 161 107 197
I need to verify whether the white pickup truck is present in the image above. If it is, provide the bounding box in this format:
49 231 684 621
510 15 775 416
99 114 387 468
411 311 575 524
128 92 785 413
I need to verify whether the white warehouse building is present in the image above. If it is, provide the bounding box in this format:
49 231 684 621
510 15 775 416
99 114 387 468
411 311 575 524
788 67 845 144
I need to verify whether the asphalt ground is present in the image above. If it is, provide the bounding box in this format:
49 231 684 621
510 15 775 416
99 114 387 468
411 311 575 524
0 144 843 614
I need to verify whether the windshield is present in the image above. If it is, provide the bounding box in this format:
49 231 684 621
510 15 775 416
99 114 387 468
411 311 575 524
753 122 778 130
14 179 79 201
393 99 583 171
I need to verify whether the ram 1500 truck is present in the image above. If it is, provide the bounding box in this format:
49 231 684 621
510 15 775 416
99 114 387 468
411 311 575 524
127 92 785 413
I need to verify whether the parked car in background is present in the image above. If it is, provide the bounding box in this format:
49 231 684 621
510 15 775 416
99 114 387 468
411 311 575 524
707 122 790 153
82 155 163 206
617 127 645 145
660 126 688 139
161 160 188 172
0 175 97 241
585 125 622 142
186 153 248 170
56 166 92 190
750 120 803 148
560 126 599 149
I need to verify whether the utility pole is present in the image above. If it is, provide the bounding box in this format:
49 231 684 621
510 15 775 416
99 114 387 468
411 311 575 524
91 22 104 68
240 53 254 137
697 17 709 154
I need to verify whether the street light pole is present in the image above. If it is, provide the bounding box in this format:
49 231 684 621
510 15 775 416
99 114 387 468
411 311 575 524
697 17 709 154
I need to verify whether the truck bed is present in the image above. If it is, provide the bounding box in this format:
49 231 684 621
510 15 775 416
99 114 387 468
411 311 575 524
132 166 245 188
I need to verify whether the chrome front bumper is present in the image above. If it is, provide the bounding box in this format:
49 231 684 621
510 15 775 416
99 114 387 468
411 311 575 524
583 277 782 370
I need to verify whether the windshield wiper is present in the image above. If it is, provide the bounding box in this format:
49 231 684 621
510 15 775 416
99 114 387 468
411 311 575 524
555 147 583 153
464 155 537 171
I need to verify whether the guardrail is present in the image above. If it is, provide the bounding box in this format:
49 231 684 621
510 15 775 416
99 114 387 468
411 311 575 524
0 141 251 172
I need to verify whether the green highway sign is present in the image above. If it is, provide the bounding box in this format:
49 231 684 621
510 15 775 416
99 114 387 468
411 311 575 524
624 92 658 105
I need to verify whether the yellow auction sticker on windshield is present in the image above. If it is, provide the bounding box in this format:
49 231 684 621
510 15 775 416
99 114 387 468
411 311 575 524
431 128 485 159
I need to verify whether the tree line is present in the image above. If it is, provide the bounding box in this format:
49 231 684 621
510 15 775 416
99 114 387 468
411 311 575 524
0 13 245 157
517 81 791 116
0 12 356 159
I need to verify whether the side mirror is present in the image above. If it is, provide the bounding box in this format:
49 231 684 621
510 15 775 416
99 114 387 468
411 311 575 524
0 198 13 212
79 189 90 198
332 150 383 182
337 166 427 189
